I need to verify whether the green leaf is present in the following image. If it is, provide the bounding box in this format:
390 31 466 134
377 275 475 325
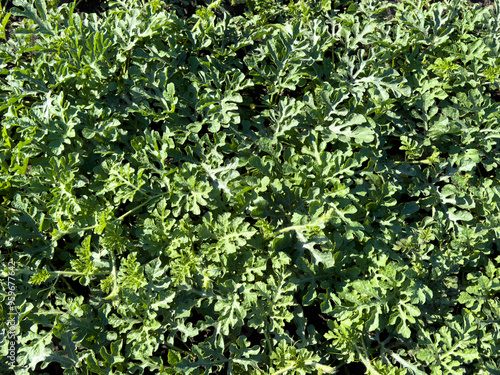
11 0 55 36
329 113 375 144
447 208 474 222
17 330 52 370
0 11 11 40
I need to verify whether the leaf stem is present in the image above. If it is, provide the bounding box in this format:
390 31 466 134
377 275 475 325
264 326 273 366
385 348 427 375
354 342 381 375
15 269 108 277
270 364 297 375
113 193 168 223
276 224 310 233
104 248 118 300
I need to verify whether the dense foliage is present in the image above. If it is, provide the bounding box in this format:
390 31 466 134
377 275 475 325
1 0 500 373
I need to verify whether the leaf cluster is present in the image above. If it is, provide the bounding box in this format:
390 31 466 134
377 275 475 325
1 0 500 374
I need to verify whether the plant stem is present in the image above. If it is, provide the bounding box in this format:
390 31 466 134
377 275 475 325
104 248 118 300
15 269 108 277
270 364 297 375
354 342 381 375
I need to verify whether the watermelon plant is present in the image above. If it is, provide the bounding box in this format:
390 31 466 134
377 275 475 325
1 0 500 373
